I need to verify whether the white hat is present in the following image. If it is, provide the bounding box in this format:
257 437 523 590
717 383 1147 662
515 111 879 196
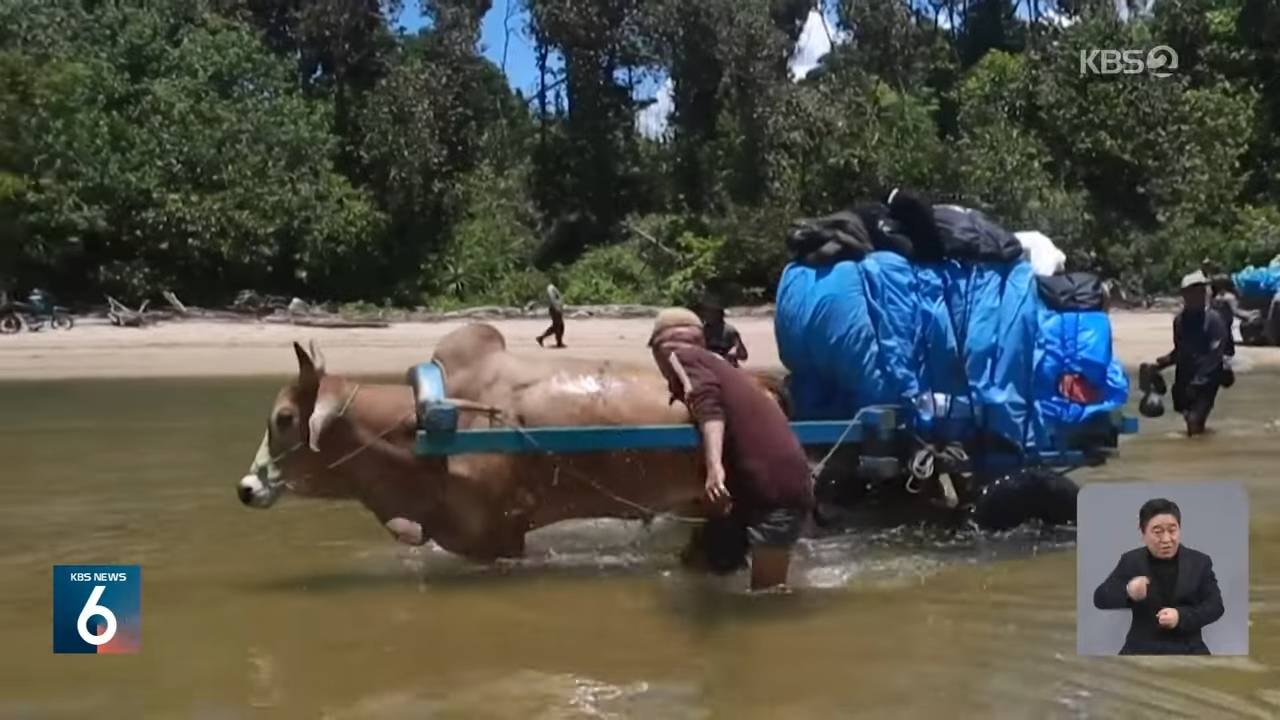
1180 270 1209 290
648 307 703 346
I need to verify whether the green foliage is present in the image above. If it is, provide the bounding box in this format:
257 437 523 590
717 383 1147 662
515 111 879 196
1 0 384 302
1225 205 1280 268
947 50 1092 263
432 162 546 305
791 76 947 212
830 0 951 88
664 231 726 306
558 242 664 305
698 204 794 303
2 0 1280 307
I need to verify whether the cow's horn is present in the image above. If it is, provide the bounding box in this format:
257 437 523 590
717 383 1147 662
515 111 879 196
308 392 340 452
294 341 318 388
309 339 326 374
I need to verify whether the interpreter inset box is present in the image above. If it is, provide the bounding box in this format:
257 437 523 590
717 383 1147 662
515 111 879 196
1076 481 1248 656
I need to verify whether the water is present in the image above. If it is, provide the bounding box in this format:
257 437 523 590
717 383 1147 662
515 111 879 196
3 373 1280 718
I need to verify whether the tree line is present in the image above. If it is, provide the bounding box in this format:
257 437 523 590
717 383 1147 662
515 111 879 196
1 0 1278 308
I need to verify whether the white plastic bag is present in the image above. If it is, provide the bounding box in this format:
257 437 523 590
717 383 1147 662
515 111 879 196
1013 231 1066 277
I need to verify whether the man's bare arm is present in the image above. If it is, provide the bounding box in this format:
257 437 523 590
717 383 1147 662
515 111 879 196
668 351 694 396
699 419 725 469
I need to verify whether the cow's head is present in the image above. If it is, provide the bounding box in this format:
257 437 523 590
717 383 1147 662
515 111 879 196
237 341 357 508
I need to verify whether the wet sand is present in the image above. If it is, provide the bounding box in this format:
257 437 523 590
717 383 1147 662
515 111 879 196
1 310 1276 380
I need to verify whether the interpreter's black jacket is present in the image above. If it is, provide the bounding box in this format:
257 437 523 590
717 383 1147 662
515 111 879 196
1093 545 1224 655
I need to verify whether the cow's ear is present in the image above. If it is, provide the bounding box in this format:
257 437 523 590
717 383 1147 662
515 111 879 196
308 389 340 452
294 342 318 389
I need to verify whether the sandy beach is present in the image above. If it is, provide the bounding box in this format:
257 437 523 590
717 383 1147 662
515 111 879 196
0 310 1276 380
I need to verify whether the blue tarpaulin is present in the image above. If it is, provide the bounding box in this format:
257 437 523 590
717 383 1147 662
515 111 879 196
775 252 1129 452
1233 265 1280 302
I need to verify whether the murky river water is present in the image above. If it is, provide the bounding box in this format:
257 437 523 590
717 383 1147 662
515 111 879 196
3 370 1280 719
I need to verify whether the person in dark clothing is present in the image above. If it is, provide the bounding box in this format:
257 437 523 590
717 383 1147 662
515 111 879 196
1210 274 1259 358
1209 276 1237 358
536 284 566 348
1153 271 1230 435
648 307 814 591
1200 257 1220 279
1093 498 1224 655
698 300 749 367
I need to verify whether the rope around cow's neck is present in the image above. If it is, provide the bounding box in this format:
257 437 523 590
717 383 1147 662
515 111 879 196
267 384 361 463
312 383 426 472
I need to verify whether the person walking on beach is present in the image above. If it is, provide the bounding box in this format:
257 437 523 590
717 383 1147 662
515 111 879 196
536 283 566 348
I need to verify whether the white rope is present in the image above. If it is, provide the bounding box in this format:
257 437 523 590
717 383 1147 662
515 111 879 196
906 442 971 503
808 413 865 481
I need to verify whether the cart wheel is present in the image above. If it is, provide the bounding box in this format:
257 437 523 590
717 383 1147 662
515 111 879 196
969 469 1079 531
51 313 74 330
0 313 20 334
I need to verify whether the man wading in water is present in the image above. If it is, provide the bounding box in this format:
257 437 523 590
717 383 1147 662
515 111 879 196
648 307 813 591
536 283 566 348
1153 271 1231 436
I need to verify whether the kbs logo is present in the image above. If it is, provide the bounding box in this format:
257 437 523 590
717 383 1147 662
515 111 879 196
52 565 141 654
1079 46 1179 78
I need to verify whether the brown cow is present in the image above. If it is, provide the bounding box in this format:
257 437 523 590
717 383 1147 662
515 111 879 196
236 323 791 563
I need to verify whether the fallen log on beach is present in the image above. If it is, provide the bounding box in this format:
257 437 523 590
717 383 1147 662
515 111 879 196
261 315 390 329
106 295 154 327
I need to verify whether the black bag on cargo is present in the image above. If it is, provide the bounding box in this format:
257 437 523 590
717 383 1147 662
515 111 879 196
853 202 915 259
1036 272 1106 311
931 205 1024 263
786 210 874 265
885 188 944 262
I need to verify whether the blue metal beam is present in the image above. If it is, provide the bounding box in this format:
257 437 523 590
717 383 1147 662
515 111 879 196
414 407 899 457
412 403 1138 460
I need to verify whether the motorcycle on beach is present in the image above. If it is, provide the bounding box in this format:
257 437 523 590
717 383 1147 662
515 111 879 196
0 290 75 334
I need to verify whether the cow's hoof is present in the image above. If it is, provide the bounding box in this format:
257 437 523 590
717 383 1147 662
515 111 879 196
385 517 426 546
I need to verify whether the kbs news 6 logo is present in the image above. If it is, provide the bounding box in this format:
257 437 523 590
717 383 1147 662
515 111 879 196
52 565 141 654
